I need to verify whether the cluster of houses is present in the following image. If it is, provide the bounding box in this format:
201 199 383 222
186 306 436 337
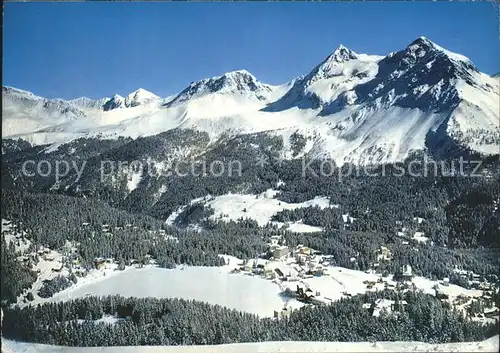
395 218 432 245
289 282 331 306
341 213 357 229
453 266 497 290
362 298 408 317
83 222 179 244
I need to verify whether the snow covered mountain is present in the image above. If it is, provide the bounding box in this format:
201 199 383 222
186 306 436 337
166 70 276 106
265 45 383 111
2 86 87 138
2 37 499 164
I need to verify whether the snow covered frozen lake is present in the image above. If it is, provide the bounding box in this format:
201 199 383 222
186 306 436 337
51 265 287 318
49 258 484 320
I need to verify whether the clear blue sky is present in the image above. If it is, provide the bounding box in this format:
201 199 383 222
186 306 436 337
3 2 499 100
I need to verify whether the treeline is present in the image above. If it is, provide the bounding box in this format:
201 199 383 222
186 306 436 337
276 158 499 248
1 189 164 250
2 130 499 249
0 191 272 303
2 187 497 303
0 236 37 303
38 275 75 299
2 291 497 346
273 205 344 228
1 190 269 267
283 228 498 280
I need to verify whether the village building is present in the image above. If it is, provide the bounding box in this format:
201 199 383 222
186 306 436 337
94 257 106 270
43 254 55 261
165 235 179 243
52 265 63 273
243 261 253 272
74 268 86 277
434 286 449 301
412 231 428 244
273 306 293 320
363 280 377 289
363 299 408 317
297 246 311 256
377 246 392 261
273 245 290 260
402 265 413 281
413 217 424 224
484 307 499 319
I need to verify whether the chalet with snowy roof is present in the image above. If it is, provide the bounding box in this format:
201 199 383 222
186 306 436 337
377 246 392 261
274 306 293 320
363 299 408 317
402 265 413 281
273 245 290 260
94 257 106 270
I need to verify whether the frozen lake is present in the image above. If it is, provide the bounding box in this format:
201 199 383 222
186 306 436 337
51 266 287 317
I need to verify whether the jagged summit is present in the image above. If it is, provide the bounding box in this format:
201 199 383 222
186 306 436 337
404 36 474 65
222 69 254 78
166 69 273 106
3 37 498 165
326 44 358 63
103 94 125 111
265 43 380 111
69 96 110 110
3 86 43 101
100 89 160 111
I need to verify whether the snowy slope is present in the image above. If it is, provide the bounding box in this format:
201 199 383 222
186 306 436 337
2 86 87 138
266 45 383 111
3 336 498 353
166 190 336 232
3 37 498 164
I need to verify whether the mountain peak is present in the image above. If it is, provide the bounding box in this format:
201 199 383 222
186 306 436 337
129 88 148 95
103 94 125 111
127 88 158 97
3 86 39 98
327 44 358 62
413 36 434 45
167 69 273 106
125 88 159 107
223 69 254 77
406 36 472 64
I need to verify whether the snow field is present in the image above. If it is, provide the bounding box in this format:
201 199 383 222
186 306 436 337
2 335 498 353
166 190 336 233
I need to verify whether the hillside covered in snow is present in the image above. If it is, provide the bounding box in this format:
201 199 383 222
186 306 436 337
3 37 499 165
3 336 499 353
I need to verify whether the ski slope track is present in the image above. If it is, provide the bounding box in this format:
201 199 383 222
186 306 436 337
3 37 499 165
